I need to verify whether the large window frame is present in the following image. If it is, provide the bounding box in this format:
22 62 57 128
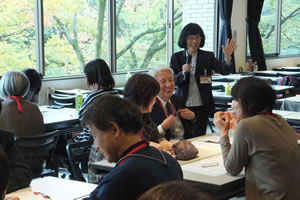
247 0 300 59
30 0 219 77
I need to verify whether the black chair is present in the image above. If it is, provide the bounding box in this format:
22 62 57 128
15 130 59 178
66 140 93 182
49 93 76 108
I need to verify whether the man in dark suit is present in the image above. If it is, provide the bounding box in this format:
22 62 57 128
150 66 195 140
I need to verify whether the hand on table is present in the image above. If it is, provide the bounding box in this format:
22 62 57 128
5 196 20 200
159 140 172 152
149 140 172 152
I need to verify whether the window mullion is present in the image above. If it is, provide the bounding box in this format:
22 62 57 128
275 0 282 55
166 0 174 66
35 0 45 75
108 0 116 73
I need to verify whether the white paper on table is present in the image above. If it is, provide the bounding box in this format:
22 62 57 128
181 156 226 176
272 110 297 117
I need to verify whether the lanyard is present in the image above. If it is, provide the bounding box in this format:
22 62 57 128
156 97 174 117
117 142 148 166
9 96 23 113
139 130 145 140
261 112 275 116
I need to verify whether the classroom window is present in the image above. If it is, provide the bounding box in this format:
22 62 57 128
173 0 183 54
0 0 36 76
0 0 217 77
248 0 300 57
280 0 300 56
115 0 167 72
43 0 108 77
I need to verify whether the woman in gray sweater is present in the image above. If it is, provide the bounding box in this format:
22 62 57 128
214 77 300 200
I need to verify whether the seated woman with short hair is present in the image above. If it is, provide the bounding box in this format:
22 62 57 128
213 77 300 199
0 70 45 174
22 68 42 104
74 59 119 183
123 73 172 151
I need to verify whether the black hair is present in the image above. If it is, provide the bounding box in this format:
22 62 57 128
22 68 42 93
82 95 142 134
138 180 214 200
22 68 42 102
84 59 115 90
231 77 276 117
178 23 205 49
123 73 160 110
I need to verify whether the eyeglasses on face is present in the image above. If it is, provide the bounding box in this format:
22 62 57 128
187 35 201 41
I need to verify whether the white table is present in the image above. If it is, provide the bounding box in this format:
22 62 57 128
181 135 244 184
6 176 97 200
273 109 300 120
90 134 245 199
39 106 80 132
212 74 279 82
276 95 300 111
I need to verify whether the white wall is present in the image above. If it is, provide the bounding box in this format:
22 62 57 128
231 0 247 72
183 0 215 51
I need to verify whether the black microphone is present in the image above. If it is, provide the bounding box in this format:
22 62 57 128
183 52 192 81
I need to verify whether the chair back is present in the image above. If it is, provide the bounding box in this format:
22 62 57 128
49 94 76 108
66 140 93 182
15 130 59 153
15 130 59 178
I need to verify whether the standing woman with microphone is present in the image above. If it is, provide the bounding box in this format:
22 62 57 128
170 23 237 136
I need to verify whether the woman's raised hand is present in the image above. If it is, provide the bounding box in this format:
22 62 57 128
222 38 238 58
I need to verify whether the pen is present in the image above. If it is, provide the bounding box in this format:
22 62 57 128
73 194 90 200
33 191 52 199
205 140 219 144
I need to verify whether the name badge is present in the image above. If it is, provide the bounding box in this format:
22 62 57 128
200 76 212 84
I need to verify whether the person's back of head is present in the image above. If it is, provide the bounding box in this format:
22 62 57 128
231 77 276 117
21 68 42 103
0 148 8 200
138 180 214 200
84 59 115 90
123 73 160 110
0 71 29 99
